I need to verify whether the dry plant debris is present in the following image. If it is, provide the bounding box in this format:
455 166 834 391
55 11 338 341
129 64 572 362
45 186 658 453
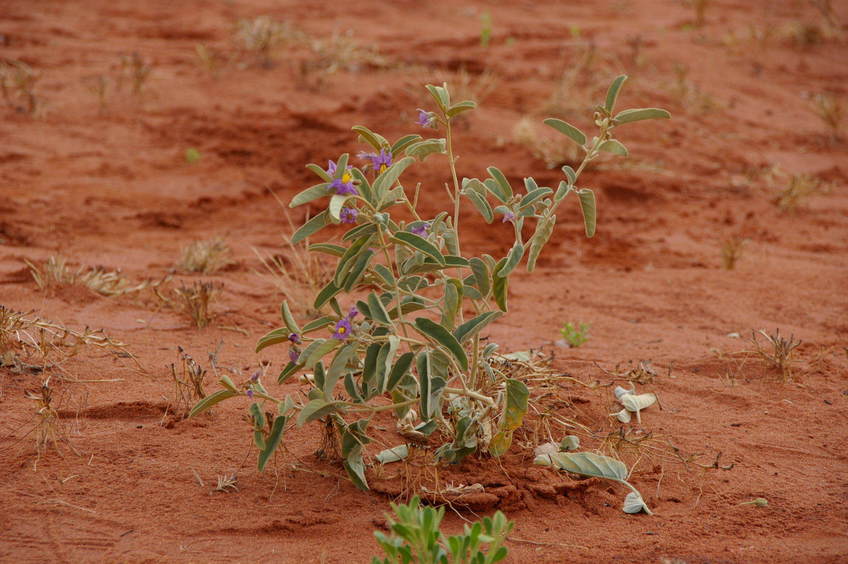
26 256 160 297
0 305 135 374
178 237 234 274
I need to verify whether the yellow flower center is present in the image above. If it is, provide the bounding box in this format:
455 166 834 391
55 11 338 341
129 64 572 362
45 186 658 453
379 164 387 174
342 172 352 183
338 326 347 334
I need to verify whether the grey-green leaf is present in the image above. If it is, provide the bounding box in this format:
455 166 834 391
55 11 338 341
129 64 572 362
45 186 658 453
464 189 494 223
614 107 671 124
290 183 330 208
446 100 476 118
487 167 514 202
258 415 286 471
604 74 628 113
599 139 629 156
188 389 237 418
577 189 597 238
454 311 502 343
291 211 329 244
543 118 587 147
413 318 468 371
256 327 290 354
392 232 445 265
297 398 344 426
492 258 509 311
375 444 409 464
405 139 447 161
533 451 628 481
496 243 524 278
352 125 389 150
623 491 652 515
469 257 490 298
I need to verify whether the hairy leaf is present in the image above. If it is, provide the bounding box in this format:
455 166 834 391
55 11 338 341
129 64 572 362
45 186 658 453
543 118 586 146
188 389 237 418
291 211 329 244
614 107 671 124
604 74 628 113
392 232 446 265
577 189 597 238
414 318 468 371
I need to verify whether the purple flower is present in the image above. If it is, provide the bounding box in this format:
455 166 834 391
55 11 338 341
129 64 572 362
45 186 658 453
416 109 436 128
246 389 255 399
339 206 359 224
331 318 353 340
360 149 393 174
347 305 359 320
288 333 301 344
326 160 338 176
289 349 300 363
330 173 357 195
250 370 260 382
501 211 515 223
409 222 430 237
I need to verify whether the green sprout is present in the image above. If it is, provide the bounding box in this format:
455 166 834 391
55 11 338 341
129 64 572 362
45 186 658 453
372 496 513 564
559 322 590 348
185 147 202 164
480 12 492 48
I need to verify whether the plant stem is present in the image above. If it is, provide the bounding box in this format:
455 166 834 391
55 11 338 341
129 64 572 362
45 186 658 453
445 119 462 257
444 386 496 408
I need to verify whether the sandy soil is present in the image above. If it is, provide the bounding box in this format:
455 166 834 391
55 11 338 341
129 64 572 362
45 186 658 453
1 0 847 562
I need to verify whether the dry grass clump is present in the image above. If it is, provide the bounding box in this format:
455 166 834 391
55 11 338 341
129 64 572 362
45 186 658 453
172 281 219 328
235 16 304 68
26 256 160 297
24 377 78 463
811 92 843 142
178 237 234 274
751 329 802 381
775 174 823 212
0 305 134 374
168 346 209 418
720 236 746 270
0 60 42 116
117 52 153 97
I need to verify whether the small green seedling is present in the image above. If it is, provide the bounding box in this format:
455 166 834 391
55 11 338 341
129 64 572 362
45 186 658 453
739 497 768 507
480 12 492 47
372 496 513 564
560 322 590 347
185 148 201 164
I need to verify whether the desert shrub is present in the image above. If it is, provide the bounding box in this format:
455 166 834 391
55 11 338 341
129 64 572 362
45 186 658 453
192 77 669 491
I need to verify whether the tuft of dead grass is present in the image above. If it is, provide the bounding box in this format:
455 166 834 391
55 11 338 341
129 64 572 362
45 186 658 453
178 237 234 274
26 256 160 297
720 236 746 270
775 174 823 212
0 305 136 375
23 377 80 465
751 329 801 381
168 346 209 418
0 59 43 116
175 281 219 329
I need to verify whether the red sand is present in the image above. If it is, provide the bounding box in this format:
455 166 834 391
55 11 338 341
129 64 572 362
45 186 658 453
1 1 847 562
